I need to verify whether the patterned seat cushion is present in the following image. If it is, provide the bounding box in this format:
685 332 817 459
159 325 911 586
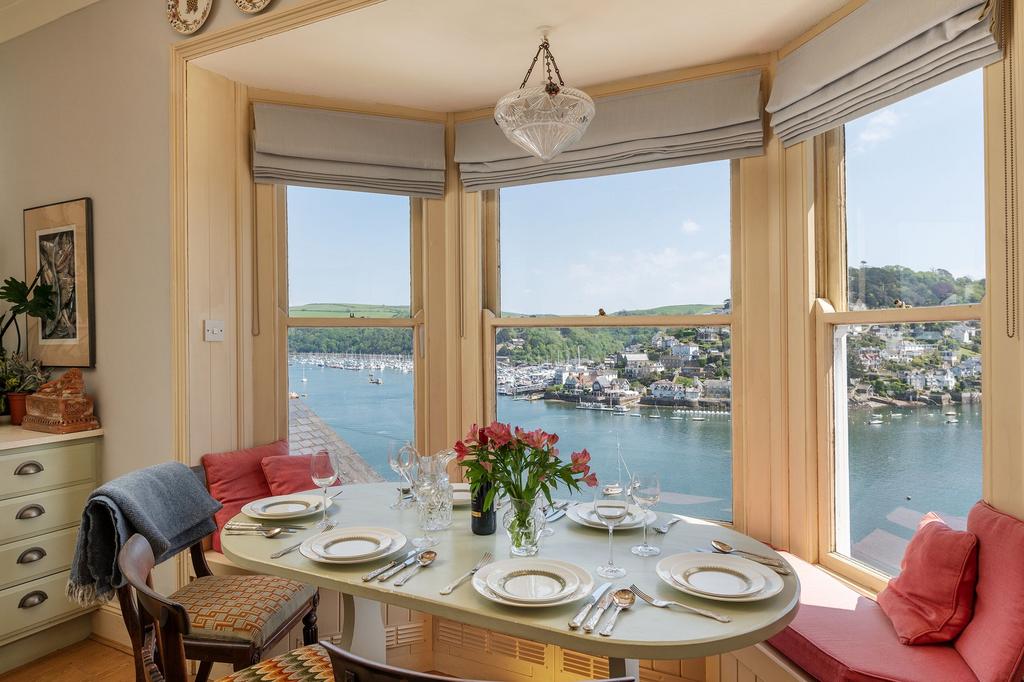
216 644 333 682
172 574 317 647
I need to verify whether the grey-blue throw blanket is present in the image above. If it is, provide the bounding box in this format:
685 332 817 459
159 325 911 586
67 461 222 606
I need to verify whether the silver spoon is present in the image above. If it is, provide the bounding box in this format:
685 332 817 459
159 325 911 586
395 550 437 587
653 517 682 534
599 588 635 637
225 527 284 538
711 539 784 567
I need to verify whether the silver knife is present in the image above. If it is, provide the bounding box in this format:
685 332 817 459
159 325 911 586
582 584 617 632
569 582 612 630
363 550 418 582
378 552 421 581
270 540 305 559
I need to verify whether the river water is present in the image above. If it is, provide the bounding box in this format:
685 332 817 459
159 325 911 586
290 364 981 573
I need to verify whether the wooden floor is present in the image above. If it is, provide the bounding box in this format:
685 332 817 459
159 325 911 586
1 638 135 681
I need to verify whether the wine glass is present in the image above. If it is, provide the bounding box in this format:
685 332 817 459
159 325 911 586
387 442 415 509
309 450 337 530
411 482 441 549
629 473 661 556
593 490 629 579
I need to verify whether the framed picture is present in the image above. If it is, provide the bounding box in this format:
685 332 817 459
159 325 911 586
23 198 95 368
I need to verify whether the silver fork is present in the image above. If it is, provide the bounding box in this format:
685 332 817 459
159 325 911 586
628 584 731 623
269 519 336 559
653 517 682 534
439 552 493 595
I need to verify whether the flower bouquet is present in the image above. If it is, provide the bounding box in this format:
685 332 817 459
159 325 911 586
455 421 597 555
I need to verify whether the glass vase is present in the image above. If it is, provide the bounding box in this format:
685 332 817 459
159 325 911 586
503 496 544 556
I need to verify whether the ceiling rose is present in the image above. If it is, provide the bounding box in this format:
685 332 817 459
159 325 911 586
493 37 595 162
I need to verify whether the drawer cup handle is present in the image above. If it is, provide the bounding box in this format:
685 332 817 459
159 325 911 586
14 460 44 476
17 547 47 564
18 591 48 609
15 504 45 520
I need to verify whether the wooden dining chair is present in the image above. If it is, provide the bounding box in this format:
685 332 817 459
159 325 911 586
116 532 320 682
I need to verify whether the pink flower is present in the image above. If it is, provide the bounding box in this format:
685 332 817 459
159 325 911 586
521 428 547 450
454 440 468 461
583 472 599 487
546 432 559 446
571 461 589 473
571 449 591 466
485 421 513 447
464 423 479 445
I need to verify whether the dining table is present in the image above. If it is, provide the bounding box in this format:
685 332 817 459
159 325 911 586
221 482 799 678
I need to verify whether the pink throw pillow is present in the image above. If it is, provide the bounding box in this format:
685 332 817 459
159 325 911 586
261 453 318 496
200 440 289 551
878 512 978 645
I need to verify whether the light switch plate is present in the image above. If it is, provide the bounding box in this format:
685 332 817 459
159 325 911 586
204 319 225 342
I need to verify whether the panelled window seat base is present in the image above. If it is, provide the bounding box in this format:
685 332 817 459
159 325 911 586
767 554 977 682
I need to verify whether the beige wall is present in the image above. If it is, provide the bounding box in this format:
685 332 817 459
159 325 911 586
0 0 309 481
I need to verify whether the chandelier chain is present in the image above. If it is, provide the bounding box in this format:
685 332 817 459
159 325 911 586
517 40 567 91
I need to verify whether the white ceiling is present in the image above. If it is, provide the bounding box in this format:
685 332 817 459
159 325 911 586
0 0 101 45
194 0 850 112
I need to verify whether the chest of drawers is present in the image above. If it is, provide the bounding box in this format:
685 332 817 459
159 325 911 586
0 424 101 670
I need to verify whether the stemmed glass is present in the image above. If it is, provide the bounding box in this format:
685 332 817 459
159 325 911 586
387 442 415 509
629 473 661 556
309 450 337 530
593 490 629 579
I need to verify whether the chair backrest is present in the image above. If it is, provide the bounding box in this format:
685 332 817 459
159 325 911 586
319 640 634 682
118 534 192 682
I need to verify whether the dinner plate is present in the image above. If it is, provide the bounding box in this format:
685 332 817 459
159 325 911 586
299 527 406 565
473 559 593 608
311 529 392 560
484 560 581 603
670 558 766 598
656 552 784 602
566 502 655 530
242 494 331 520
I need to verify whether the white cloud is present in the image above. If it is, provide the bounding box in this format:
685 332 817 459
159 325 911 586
852 108 902 153
681 219 701 234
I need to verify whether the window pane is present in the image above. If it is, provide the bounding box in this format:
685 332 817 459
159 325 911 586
287 186 411 318
288 327 414 483
499 163 731 317
832 321 982 575
495 326 732 521
845 71 985 310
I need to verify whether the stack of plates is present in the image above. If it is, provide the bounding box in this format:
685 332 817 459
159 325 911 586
452 482 471 507
566 502 655 530
242 494 331 520
299 527 406 565
473 559 592 608
655 553 784 602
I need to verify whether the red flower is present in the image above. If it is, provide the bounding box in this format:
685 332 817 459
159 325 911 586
521 428 547 450
454 440 468 461
546 432 559 446
485 421 513 447
477 427 488 446
583 472 599 487
571 449 591 466
464 423 479 445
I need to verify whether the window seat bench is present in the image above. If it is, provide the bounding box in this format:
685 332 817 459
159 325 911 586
766 553 978 682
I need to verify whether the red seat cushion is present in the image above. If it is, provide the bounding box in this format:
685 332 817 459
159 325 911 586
955 501 1024 682
877 512 978 644
261 453 317 496
768 553 977 682
201 440 288 551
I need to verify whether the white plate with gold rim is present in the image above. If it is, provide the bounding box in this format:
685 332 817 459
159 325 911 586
473 559 593 608
566 502 654 530
656 553 784 602
242 494 331 520
484 560 581 603
299 527 406 565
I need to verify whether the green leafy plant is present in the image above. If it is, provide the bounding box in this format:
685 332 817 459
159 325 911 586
1 353 50 394
0 270 56 356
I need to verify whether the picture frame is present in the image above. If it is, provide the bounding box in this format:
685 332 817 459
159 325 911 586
23 197 95 368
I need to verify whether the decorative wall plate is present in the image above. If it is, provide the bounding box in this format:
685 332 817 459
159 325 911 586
167 0 213 35
235 0 273 13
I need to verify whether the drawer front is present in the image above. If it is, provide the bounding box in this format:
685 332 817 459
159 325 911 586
0 442 96 499
0 570 85 642
0 484 91 544
0 527 80 590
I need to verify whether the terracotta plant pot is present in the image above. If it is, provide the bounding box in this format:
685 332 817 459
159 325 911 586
6 392 29 426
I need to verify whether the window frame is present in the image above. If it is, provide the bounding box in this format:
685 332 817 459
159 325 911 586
814 126 985 591
481 160 741 524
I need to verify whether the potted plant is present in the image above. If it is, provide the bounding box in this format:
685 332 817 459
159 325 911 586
455 422 598 556
0 271 55 418
1 354 50 425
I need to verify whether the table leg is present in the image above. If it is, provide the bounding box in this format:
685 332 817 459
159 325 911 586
339 593 387 662
608 657 640 679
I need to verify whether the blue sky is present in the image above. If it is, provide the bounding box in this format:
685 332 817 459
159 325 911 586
287 70 985 314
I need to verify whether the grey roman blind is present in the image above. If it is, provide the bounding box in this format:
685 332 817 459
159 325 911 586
252 102 446 198
767 0 1003 146
455 69 764 192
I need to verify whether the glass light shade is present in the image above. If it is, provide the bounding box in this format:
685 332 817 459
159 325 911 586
494 85 595 161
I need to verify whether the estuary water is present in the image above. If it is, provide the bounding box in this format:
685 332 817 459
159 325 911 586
290 364 981 573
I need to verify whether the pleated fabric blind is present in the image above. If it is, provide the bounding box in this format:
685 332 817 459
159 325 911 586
454 69 764 192
252 103 446 198
767 0 1003 146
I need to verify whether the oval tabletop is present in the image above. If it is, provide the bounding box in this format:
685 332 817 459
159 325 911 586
222 482 799 661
